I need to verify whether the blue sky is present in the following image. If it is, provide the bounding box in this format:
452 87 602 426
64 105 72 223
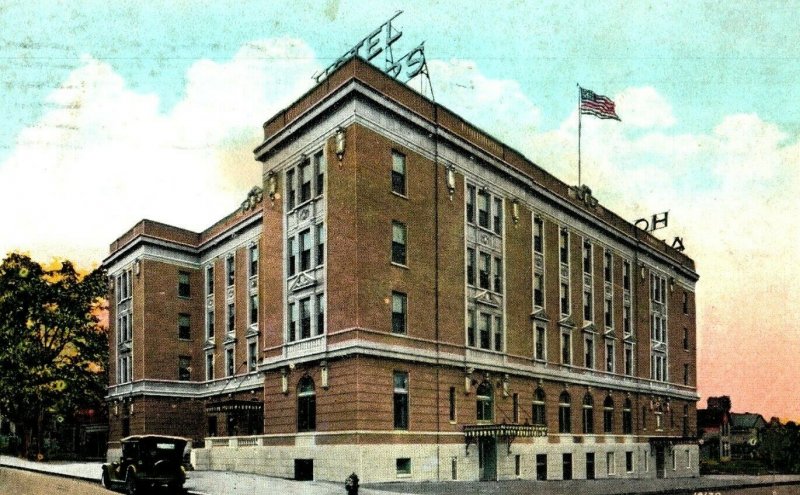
1 1 798 419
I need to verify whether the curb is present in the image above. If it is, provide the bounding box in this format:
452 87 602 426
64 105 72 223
0 463 204 495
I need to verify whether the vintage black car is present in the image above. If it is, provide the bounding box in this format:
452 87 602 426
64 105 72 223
101 435 188 494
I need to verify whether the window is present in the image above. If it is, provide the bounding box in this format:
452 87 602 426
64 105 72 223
392 151 406 195
178 356 191 381
604 250 612 282
392 221 407 265
467 310 476 347
683 364 690 385
299 159 312 203
534 272 544 307
583 289 593 321
560 282 570 315
299 297 311 339
392 292 407 334
623 305 631 334
396 458 411 476
227 303 235 333
561 332 571 365
642 406 647 429
683 405 689 437
583 240 592 274
393 372 409 429
178 314 191 340
226 255 235 286
476 382 493 422
558 392 571 433
478 253 491 290
624 344 633 376
562 453 573 481
493 197 503 234
205 353 214 381
206 266 214 295
559 229 569 264
494 316 503 352
449 386 456 422
288 302 297 342
603 396 614 433
479 312 491 350
314 150 325 197
606 341 615 373
249 294 258 325
206 309 215 338
533 216 543 253
248 341 257 372
607 452 616 475
466 185 475 223
286 169 296 210
477 189 490 228
604 297 613 328
493 257 503 293
316 294 325 336
515 455 521 477
249 244 258 278
623 399 633 434
683 291 689 314
535 324 546 361
585 335 594 369
466 248 475 286
626 451 634 472
536 454 547 481
178 271 190 298
299 229 311 272
583 393 594 434
225 347 234 377
533 388 546 425
512 393 520 423
316 223 325 267
297 377 316 432
683 327 689 350
287 237 297 277
623 260 631 291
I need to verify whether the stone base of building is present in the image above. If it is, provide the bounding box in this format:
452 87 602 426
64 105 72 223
191 435 699 483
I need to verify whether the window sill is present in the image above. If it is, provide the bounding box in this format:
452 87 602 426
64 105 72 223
396 473 412 479
391 262 409 270
391 191 409 200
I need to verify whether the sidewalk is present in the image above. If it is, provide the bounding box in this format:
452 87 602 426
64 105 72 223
3 456 800 495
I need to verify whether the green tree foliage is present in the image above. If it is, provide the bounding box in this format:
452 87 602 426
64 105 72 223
0 253 107 458
759 419 800 474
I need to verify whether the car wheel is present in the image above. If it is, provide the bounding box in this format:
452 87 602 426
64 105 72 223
100 469 112 490
125 472 138 495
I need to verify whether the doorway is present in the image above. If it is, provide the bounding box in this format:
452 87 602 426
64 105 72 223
655 446 665 479
585 452 595 479
478 437 497 481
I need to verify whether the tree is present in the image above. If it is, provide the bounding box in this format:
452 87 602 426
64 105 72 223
0 253 107 458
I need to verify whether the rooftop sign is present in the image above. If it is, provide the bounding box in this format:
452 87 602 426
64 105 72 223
312 11 427 84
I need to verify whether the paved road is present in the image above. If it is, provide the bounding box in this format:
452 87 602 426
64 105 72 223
0 467 110 495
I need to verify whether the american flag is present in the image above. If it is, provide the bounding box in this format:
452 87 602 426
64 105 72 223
580 87 621 121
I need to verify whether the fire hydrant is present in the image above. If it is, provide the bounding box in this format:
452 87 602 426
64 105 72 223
345 472 359 495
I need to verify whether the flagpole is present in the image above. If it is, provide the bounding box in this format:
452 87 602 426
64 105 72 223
577 83 582 187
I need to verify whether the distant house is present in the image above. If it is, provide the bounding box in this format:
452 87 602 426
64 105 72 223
730 413 767 459
697 398 731 461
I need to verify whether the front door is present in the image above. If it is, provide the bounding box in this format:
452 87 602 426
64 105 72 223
478 437 497 481
585 452 595 479
655 446 665 479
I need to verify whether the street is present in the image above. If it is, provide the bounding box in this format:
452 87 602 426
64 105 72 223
0 468 108 495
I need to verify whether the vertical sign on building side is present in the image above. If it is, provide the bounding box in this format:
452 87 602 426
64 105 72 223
312 11 428 85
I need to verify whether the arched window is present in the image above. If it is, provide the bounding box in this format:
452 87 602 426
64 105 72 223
623 398 633 434
558 391 571 433
297 376 316 432
532 388 546 426
582 393 594 434
603 396 614 434
476 382 493 422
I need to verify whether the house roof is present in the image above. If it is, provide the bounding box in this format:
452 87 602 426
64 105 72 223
730 413 767 429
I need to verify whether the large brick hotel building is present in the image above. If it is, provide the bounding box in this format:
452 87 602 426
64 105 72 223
104 57 699 482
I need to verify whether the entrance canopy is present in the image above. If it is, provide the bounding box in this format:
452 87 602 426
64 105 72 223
649 436 697 447
206 399 263 414
464 424 547 454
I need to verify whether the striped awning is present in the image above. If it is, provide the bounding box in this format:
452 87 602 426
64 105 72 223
206 399 263 414
464 424 547 438
649 436 698 447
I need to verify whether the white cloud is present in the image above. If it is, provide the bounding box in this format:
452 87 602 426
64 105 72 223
0 38 320 267
616 86 676 128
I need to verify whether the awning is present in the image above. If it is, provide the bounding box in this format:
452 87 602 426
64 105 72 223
206 399 263 414
649 436 698 447
464 424 548 454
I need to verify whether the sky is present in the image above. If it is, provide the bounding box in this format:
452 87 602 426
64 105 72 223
1 0 798 421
